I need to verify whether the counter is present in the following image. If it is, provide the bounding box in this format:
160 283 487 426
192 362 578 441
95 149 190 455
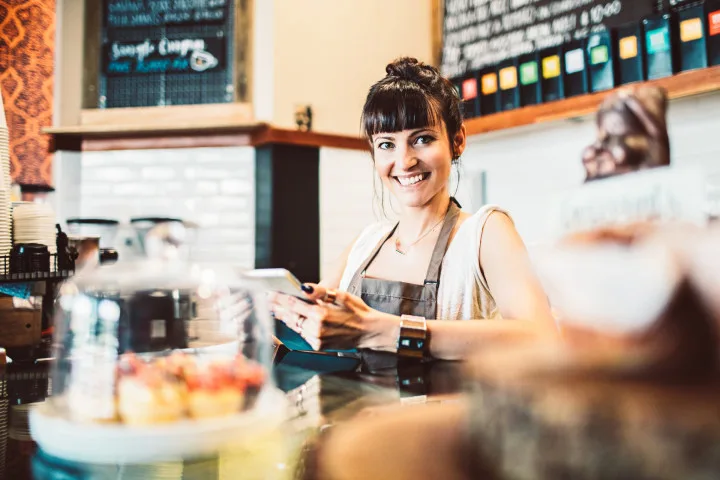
1 347 464 480
5 345 720 479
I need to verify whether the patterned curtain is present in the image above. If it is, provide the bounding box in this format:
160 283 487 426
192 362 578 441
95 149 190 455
0 0 55 186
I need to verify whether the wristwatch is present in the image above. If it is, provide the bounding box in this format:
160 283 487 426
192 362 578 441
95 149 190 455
397 314 429 359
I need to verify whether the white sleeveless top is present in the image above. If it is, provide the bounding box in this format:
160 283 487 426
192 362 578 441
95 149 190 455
338 205 509 321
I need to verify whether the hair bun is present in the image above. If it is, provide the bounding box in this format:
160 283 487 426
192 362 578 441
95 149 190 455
385 57 434 81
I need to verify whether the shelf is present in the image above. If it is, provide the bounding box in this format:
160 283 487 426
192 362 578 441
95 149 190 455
0 270 74 284
45 124 369 152
464 65 720 136
0 253 74 285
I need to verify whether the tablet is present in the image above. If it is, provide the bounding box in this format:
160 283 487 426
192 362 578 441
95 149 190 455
242 268 311 301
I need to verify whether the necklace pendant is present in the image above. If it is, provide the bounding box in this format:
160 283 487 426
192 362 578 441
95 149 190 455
394 238 406 255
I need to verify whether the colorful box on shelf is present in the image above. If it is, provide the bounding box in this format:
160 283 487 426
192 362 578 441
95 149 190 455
616 22 647 85
479 67 500 115
677 3 709 71
457 74 480 119
518 53 542 106
707 0 720 65
498 59 520 112
540 47 564 102
563 40 590 98
644 12 677 79
588 30 616 92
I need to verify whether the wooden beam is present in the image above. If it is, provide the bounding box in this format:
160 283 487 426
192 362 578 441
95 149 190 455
45 124 368 152
251 128 369 151
431 0 443 68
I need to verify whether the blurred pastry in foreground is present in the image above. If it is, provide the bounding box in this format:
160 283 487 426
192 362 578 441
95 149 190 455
493 225 719 381
582 86 670 182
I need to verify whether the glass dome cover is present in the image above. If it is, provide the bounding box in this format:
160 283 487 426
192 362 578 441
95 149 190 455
30 254 285 463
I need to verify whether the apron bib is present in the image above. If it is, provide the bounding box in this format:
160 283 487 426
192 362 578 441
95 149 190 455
347 199 462 372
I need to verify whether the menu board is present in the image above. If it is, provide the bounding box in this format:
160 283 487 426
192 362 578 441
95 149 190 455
98 0 235 108
105 0 229 28
441 0 654 78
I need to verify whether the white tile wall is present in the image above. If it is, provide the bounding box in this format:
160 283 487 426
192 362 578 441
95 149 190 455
72 146 256 268
318 92 720 276
319 147 380 278
52 150 82 228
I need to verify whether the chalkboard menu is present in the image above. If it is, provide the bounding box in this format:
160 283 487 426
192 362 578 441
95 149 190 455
98 0 235 108
441 0 655 78
106 0 228 27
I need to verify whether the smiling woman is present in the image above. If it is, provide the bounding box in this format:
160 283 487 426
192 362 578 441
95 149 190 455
270 57 555 362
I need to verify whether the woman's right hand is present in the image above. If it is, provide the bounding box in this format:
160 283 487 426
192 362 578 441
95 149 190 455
268 285 400 352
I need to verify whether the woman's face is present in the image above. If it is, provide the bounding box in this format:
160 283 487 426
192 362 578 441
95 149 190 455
371 123 464 208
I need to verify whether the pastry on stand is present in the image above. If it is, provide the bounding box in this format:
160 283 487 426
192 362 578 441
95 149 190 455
30 256 287 466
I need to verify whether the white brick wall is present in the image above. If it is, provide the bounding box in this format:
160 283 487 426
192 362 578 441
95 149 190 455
74 146 256 268
318 92 720 277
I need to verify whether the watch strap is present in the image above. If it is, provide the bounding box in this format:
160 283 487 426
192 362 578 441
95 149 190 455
397 314 428 359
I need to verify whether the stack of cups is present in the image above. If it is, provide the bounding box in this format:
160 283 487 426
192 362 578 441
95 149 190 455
12 203 57 271
0 124 12 267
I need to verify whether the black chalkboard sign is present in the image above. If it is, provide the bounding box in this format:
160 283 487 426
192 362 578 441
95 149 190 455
106 0 229 28
98 0 235 108
441 0 655 78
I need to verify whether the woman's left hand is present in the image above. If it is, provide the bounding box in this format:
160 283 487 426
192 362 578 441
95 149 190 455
269 284 399 352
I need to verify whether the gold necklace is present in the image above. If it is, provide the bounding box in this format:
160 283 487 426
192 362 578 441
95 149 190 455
394 217 445 255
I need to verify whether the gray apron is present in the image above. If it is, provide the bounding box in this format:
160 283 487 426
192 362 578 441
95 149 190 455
347 198 462 372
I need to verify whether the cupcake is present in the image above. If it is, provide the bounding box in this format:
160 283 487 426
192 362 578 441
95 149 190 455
117 354 187 425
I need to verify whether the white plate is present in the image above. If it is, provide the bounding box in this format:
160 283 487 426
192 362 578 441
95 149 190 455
30 386 289 464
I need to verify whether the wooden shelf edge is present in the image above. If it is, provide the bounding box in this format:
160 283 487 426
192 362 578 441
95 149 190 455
251 128 369 151
464 66 720 136
43 122 266 137
46 124 369 152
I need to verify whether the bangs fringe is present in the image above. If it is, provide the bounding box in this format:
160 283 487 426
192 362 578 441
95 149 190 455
362 83 442 139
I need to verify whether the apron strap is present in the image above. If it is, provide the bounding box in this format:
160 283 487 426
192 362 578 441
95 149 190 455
346 222 398 295
424 198 462 285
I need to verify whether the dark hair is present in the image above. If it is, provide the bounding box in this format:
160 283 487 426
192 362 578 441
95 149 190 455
361 57 463 159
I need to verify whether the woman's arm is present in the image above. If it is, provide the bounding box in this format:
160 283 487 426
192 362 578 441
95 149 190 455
424 318 548 360
271 294 552 360
479 212 555 326
419 212 556 360
358 312 548 361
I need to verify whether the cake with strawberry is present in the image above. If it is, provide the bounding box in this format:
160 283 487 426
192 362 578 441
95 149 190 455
116 353 187 425
103 351 267 425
